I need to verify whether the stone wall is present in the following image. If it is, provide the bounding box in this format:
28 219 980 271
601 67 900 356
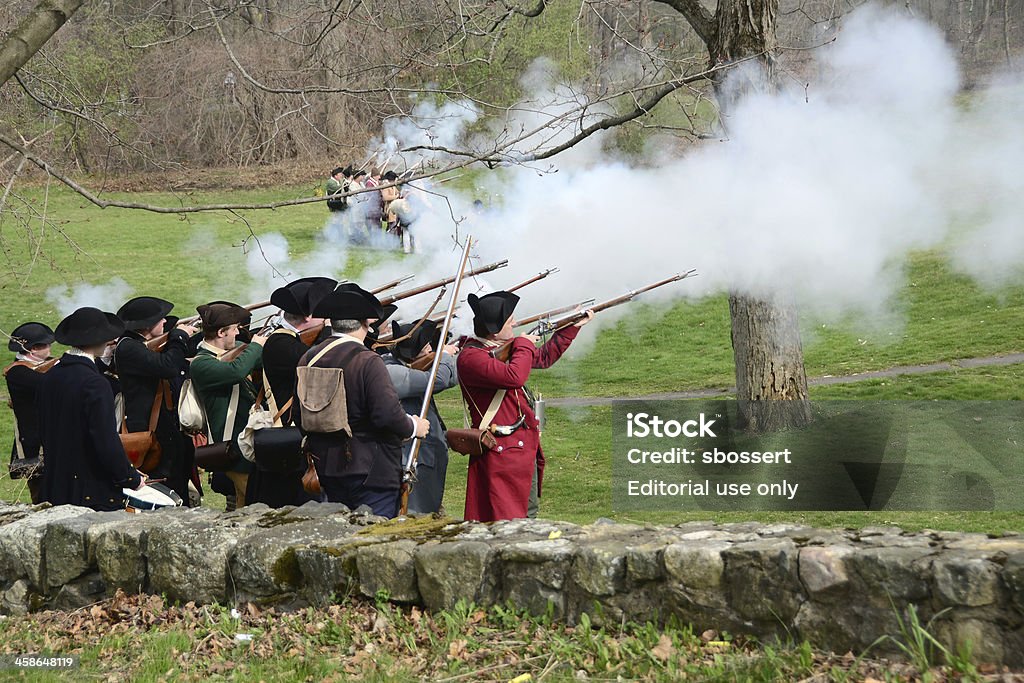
0 501 1021 666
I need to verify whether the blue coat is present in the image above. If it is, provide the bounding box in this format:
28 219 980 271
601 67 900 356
38 353 142 511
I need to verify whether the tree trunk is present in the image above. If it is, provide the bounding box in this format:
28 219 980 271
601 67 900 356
729 294 811 432
0 0 84 88
713 0 812 433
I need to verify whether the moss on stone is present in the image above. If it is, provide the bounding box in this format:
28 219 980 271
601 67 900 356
257 510 311 529
355 515 462 540
271 547 302 587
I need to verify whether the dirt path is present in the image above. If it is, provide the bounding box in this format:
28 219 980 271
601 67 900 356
546 352 1024 407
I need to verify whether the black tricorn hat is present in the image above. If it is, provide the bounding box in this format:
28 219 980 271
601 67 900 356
196 301 250 331
9 322 55 353
342 165 354 178
117 296 174 330
270 277 338 317
352 169 367 179
331 167 344 177
468 291 519 337
312 283 384 321
391 319 441 364
54 308 125 347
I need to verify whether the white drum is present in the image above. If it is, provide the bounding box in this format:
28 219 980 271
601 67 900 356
123 482 183 511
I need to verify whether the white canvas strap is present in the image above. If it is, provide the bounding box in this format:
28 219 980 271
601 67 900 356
223 384 240 442
463 388 505 430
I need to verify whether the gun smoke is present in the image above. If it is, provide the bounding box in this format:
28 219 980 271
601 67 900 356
238 6 1022 348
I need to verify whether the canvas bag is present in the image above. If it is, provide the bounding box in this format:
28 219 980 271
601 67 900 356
295 339 361 434
178 377 205 433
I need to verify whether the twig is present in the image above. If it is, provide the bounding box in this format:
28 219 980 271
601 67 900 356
435 653 548 682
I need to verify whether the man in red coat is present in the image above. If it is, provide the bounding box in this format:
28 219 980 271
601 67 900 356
458 291 593 522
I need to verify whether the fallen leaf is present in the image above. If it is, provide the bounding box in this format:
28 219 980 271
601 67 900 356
700 629 717 643
449 639 468 659
650 634 674 661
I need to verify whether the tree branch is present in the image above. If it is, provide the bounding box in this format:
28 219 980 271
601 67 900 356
650 0 716 47
0 0 84 87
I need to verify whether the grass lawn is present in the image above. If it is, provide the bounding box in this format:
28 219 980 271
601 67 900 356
2 184 1024 533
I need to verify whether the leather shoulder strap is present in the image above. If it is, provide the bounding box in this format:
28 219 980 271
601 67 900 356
2 361 36 377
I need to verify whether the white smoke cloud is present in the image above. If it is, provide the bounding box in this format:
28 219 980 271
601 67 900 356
383 5 1024 340
46 277 135 318
233 5 1024 349
369 96 481 172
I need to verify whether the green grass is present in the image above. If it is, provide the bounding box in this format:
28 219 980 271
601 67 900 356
2 185 1024 532
0 593 976 681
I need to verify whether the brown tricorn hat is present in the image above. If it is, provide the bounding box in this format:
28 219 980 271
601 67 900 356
196 302 249 331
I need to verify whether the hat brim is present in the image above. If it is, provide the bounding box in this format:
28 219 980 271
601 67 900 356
120 299 174 330
54 312 125 347
312 291 383 321
8 323 55 353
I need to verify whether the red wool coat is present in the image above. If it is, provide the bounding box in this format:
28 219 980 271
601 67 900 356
456 326 579 521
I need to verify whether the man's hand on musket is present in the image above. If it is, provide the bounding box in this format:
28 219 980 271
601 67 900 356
518 333 541 345
413 415 430 438
442 343 460 356
176 322 199 336
573 309 596 328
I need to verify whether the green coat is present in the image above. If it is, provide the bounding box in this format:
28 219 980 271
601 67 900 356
190 343 263 473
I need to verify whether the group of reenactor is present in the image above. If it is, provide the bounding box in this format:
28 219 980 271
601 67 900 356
4 276 595 521
325 166 417 252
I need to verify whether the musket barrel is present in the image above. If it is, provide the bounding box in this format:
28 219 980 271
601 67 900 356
370 274 415 295
506 268 557 294
400 238 475 515
380 259 507 306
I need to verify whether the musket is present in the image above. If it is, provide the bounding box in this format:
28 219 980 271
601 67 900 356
513 298 595 331
399 238 474 516
358 151 379 172
377 267 555 344
490 271 697 362
370 274 414 295
379 260 507 306
507 267 557 294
